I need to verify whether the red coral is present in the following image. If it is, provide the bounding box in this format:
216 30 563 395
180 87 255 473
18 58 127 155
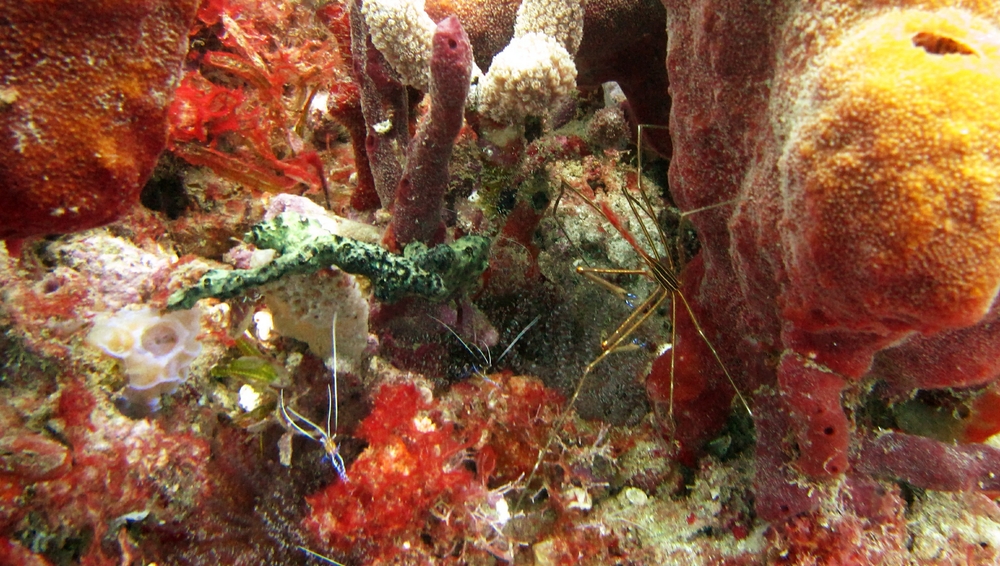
304 381 487 561
167 63 322 194
304 375 567 563
168 74 248 145
165 0 347 203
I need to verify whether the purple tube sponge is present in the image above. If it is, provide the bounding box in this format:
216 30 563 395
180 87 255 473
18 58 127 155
856 432 1000 492
385 16 472 250
350 0 409 209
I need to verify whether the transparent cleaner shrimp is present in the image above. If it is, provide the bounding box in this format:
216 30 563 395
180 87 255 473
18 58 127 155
279 313 348 482
434 314 542 383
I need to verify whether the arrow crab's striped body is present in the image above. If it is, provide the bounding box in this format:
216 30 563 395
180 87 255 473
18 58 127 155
521 126 750 504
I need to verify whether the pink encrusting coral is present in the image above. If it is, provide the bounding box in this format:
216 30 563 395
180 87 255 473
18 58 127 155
0 379 216 564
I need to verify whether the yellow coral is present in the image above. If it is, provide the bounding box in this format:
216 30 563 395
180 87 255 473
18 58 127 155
781 8 1000 333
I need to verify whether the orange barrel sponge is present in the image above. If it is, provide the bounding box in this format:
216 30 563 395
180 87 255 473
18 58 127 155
0 0 199 240
779 9 1000 351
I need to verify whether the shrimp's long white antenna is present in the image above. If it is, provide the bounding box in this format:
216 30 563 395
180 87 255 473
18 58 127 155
278 312 349 483
280 391 325 440
432 315 542 372
431 315 486 366
296 544 345 565
495 315 541 365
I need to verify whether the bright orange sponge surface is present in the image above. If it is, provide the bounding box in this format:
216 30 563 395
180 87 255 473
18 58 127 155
782 9 1000 338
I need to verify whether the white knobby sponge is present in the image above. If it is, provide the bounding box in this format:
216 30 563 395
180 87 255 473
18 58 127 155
361 0 437 91
513 0 585 56
477 33 578 122
261 270 370 374
360 0 583 122
251 194 372 372
87 307 202 411
478 0 584 121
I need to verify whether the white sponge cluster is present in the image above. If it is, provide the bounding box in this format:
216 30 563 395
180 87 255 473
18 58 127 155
360 0 585 122
360 0 437 91
512 0 585 57
262 270 370 373
476 32 577 121
87 307 202 411
478 0 584 121
253 194 372 372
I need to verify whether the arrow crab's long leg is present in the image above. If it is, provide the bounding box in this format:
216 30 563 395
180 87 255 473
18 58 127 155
517 124 749 509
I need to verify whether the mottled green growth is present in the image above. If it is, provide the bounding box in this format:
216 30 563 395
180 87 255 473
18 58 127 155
210 338 282 385
167 212 490 310
210 356 281 385
892 397 965 443
0 326 59 387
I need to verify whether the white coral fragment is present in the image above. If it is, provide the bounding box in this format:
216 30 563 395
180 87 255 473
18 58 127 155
87 307 202 411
